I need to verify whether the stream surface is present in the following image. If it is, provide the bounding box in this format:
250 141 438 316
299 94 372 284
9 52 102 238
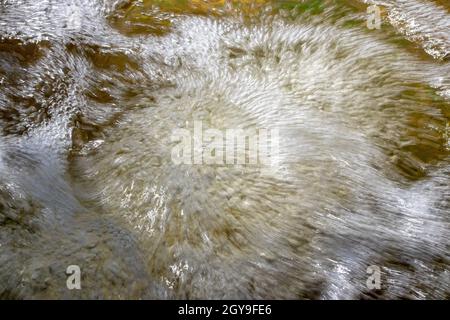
0 0 449 299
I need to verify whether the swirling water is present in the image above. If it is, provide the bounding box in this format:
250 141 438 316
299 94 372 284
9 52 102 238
0 0 449 299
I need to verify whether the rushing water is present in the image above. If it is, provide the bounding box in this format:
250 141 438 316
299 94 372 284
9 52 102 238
0 0 449 299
